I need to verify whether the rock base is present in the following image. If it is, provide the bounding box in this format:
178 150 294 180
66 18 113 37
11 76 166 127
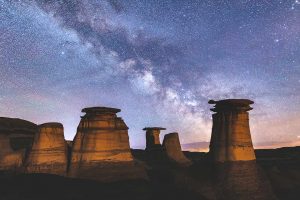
68 161 148 182
213 160 277 200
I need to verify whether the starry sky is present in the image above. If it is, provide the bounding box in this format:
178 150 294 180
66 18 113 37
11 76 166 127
0 0 299 150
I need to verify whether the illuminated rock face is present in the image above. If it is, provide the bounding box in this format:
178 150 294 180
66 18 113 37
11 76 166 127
143 127 166 150
209 99 277 200
0 117 37 170
162 132 192 166
209 99 256 162
25 123 67 176
69 107 145 181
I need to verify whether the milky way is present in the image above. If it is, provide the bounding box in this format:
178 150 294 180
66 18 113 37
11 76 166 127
0 0 299 149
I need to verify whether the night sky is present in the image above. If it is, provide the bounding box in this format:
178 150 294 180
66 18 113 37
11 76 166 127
0 0 299 150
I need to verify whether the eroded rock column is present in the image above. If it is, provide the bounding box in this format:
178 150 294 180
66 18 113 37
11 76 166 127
209 99 256 162
25 123 67 176
143 127 166 150
68 107 146 182
208 99 277 200
162 132 192 166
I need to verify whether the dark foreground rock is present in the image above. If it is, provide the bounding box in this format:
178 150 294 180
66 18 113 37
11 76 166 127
0 173 206 200
1 147 300 200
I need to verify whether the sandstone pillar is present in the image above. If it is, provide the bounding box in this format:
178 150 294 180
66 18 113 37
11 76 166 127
25 123 67 176
162 132 192 166
68 107 146 182
209 99 256 162
143 127 166 150
208 99 277 200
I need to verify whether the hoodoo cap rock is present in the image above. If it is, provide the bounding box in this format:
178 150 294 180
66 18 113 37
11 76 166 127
209 99 254 112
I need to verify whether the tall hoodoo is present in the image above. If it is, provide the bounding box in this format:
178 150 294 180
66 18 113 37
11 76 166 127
208 99 277 200
0 117 37 170
68 107 146 181
25 123 67 175
208 99 256 162
162 132 192 166
143 127 166 150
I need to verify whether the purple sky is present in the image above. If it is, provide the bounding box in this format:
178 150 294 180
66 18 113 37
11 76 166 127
0 0 300 149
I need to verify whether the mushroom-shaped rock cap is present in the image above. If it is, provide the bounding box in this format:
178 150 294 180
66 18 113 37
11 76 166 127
143 127 166 131
209 99 254 112
82 107 121 114
38 122 63 128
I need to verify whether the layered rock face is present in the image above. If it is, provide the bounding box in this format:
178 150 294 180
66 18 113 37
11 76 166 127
143 127 166 150
162 132 192 166
208 99 277 200
0 117 37 170
25 123 67 175
68 107 146 182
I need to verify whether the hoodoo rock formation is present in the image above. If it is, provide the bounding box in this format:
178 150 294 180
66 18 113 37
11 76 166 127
208 99 256 162
25 123 67 176
0 117 37 170
143 127 166 150
162 132 192 166
208 99 277 200
68 107 146 182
